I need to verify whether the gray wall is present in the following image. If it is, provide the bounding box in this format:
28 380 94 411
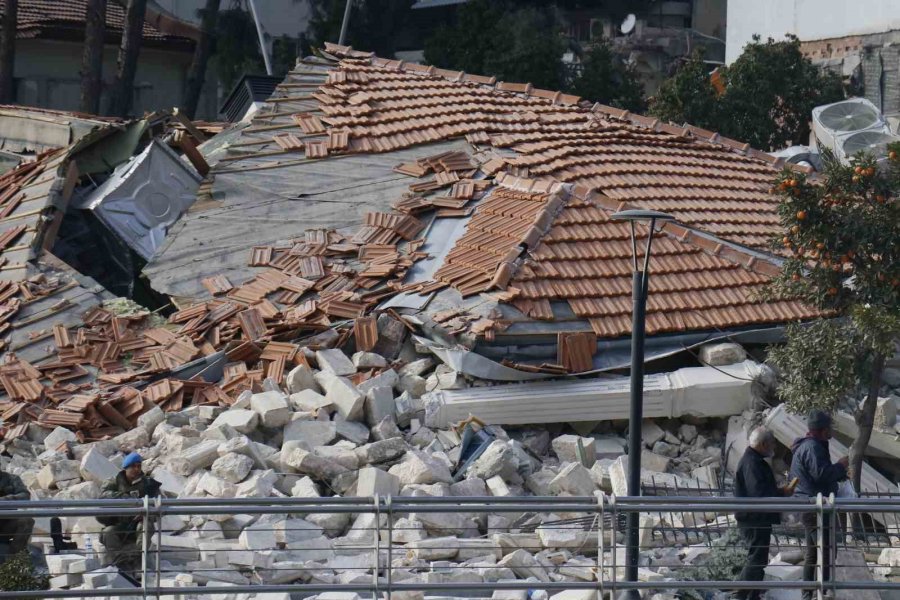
13 39 219 119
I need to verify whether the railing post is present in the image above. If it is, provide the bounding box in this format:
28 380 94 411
597 493 605 600
141 495 149 597
828 493 836 599
155 495 162 599
374 493 381 598
816 493 824 600
611 493 618 595
386 494 393 600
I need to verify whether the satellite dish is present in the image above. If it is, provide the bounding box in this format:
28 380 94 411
620 13 636 35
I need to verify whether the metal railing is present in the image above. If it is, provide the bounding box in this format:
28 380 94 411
2 494 898 599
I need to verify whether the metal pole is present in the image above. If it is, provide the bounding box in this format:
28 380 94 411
622 267 648 598
338 0 353 46
247 0 272 75
817 493 824 600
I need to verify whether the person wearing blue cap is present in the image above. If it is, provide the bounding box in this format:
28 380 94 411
98 453 161 574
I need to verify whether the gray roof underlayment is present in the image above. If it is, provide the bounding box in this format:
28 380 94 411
143 58 469 300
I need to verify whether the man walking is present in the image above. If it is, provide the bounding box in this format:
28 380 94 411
98 453 161 574
790 410 848 600
734 426 794 600
0 467 34 561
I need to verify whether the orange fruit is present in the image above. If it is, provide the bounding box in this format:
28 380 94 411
854 166 863 175
890 151 897 160
796 210 807 220
791 273 801 281
827 287 838 296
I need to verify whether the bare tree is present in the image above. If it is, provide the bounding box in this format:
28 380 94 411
182 0 220 119
107 0 147 117
80 0 107 115
0 0 17 104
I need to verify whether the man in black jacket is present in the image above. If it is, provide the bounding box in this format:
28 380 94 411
734 426 794 600
790 410 848 600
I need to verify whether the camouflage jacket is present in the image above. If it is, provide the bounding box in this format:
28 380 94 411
100 471 161 499
0 471 29 501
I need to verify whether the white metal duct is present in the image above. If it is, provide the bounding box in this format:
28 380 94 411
76 140 202 260
429 360 762 426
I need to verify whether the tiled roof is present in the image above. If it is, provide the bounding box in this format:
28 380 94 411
487 177 821 338
303 44 808 250
4 0 190 42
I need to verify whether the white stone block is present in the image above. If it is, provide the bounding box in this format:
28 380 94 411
356 467 400 497
352 351 387 369
43 426 76 451
406 536 459 560
552 435 596 467
325 377 366 421
699 342 747 366
287 364 321 393
549 463 595 496
284 419 336 448
290 388 332 412
79 447 119 483
211 452 253 483
210 409 259 434
316 349 356 376
388 449 452 485
291 476 321 498
250 391 291 428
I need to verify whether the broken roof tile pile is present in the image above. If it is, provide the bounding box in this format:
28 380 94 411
0 212 430 441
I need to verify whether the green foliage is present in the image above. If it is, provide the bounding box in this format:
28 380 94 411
649 50 718 126
307 0 413 58
423 0 504 76
677 529 746 600
0 551 48 592
571 40 645 111
764 146 900 414
650 35 845 150
767 320 866 414
481 7 567 91
425 1 566 91
211 6 265 92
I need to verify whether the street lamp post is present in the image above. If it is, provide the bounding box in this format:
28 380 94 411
610 209 675 599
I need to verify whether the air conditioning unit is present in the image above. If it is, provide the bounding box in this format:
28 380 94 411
812 98 899 163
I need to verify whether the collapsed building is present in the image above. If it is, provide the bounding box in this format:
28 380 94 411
0 45 898 595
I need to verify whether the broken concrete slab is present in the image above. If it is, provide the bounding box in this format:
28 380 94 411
430 361 761 425
250 391 292 428
699 342 747 366
551 435 596 467
325 377 366 421
209 409 259 434
316 349 356 376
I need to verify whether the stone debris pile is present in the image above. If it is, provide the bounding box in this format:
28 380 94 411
4 339 749 596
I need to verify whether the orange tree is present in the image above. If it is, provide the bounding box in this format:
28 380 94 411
766 147 900 491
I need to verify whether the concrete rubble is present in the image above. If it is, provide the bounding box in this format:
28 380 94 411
2 337 897 598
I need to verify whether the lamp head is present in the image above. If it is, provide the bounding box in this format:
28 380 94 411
610 209 676 223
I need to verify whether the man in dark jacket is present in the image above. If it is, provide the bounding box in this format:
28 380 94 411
0 468 34 559
734 426 794 600
99 453 161 574
789 410 848 600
